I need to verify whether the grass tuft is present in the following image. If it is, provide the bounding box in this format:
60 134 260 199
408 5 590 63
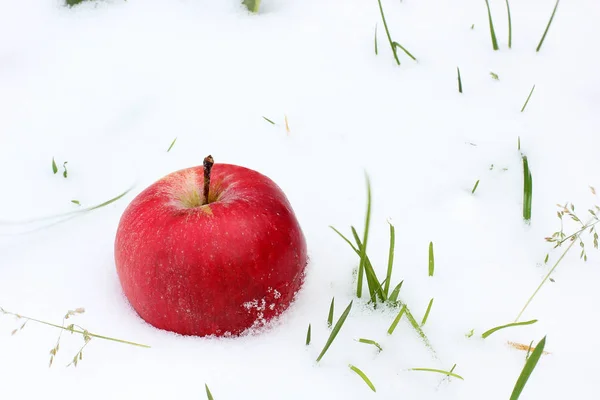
481 319 538 339
484 0 500 50
316 300 353 362
536 0 560 52
409 367 464 380
349 365 376 392
509 336 547 400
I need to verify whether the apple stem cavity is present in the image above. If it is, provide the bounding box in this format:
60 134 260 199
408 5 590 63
203 155 214 205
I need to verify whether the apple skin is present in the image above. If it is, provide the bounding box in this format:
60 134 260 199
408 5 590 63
114 163 308 337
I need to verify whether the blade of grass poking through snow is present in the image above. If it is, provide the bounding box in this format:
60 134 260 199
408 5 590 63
409 368 464 380
521 85 536 112
481 319 538 339
167 137 177 152
242 0 261 13
392 42 417 61
387 304 406 335
404 306 435 352
306 323 311 345
52 157 58 174
351 227 385 303
428 241 435 276
357 338 383 352
327 297 335 328
384 220 395 296
374 24 378 55
506 0 512 48
316 301 353 362
472 180 480 194
457 67 463 93
349 365 376 392
262 116 275 125
509 336 547 400
62 162 68 178
421 298 434 326
329 226 359 253
484 0 500 50
376 0 400 65
357 173 373 299
522 156 533 222
536 0 560 52
388 280 403 304
205 384 214 400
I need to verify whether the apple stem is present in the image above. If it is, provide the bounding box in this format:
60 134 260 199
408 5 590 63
203 155 214 205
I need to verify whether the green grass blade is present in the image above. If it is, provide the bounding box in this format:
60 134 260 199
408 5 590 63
242 0 261 13
351 227 385 303
306 323 311 345
520 85 536 112
428 241 435 277
522 156 533 222
327 297 335 328
509 336 547 400
52 157 58 174
409 367 464 380
506 0 512 48
506 0 512 49
167 137 177 152
384 221 396 296
387 305 406 335
392 42 417 61
374 24 378 55
316 300 353 362
481 319 538 339
484 0 499 50
471 179 480 194
329 226 359 253
421 298 434 326
357 173 373 299
262 116 275 125
404 306 435 352
457 67 463 93
388 281 403 304
205 384 214 400
376 0 400 65
357 338 383 352
349 364 376 392
536 0 560 52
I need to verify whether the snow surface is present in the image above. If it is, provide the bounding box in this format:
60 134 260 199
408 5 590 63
1 0 600 398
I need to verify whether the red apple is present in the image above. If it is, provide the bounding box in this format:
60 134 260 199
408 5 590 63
114 156 308 337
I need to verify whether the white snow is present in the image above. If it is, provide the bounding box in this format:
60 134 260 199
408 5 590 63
1 0 600 399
